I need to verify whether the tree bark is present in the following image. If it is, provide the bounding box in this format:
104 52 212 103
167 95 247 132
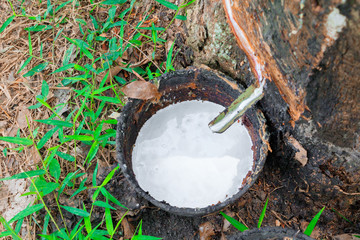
183 0 360 234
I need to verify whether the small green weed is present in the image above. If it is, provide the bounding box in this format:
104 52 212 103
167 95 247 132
304 206 325 236
220 212 248 232
331 208 354 225
0 0 195 238
257 198 268 229
220 198 325 237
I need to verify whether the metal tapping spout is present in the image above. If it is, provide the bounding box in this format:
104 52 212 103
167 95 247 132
208 83 265 133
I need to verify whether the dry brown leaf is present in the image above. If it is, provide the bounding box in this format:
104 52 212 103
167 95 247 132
300 220 321 239
199 222 215 240
0 121 7 129
287 135 308 166
222 211 235 232
30 146 41 165
96 66 122 82
0 85 11 100
121 217 135 239
132 69 146 82
121 81 160 100
109 112 121 119
220 233 228 240
333 234 360 240
16 105 31 130
275 219 281 227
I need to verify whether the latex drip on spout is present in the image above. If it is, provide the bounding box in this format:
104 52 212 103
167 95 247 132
209 83 265 133
208 0 267 133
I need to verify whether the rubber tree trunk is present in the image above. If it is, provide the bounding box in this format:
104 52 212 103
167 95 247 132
184 0 360 227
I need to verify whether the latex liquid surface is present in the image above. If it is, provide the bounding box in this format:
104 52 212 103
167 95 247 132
132 100 254 208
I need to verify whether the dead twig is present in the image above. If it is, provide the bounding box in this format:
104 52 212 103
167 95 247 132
334 185 360 196
270 210 291 228
0 106 11 120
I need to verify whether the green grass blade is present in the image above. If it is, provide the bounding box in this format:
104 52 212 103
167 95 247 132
0 136 33 146
41 182 59 196
132 236 162 240
70 219 84 239
76 18 87 25
25 25 53 32
0 231 11 238
105 203 114 235
70 186 87 199
136 26 165 31
94 123 104 140
59 170 79 196
90 15 99 29
258 198 268 228
93 161 99 187
56 151 75 162
0 169 46 181
331 208 353 224
0 15 15 34
17 56 33 74
63 44 75 65
40 42 43 58
304 207 325 236
155 0 178 10
41 213 50 240
54 28 64 42
35 97 53 111
64 135 94 141
100 187 127 209
84 207 92 234
138 220 143 235
93 187 101 202
100 165 119 187
111 210 128 239
48 158 61 181
175 15 187 20
14 218 24 234
73 91 90 124
165 40 175 72
9 204 44 223
114 75 126 84
23 62 49 77
94 201 116 210
0 217 21 240
93 95 121 104
109 6 117 21
37 126 60 149
35 119 73 128
55 0 72 13
83 221 103 240
28 96 43 110
74 65 87 72
180 0 196 8
220 212 248 232
51 63 75 74
93 85 113 95
64 36 94 60
41 80 49 98
2 148 7 157
28 31 32 55
101 0 127 5
60 205 90 217
85 141 99 165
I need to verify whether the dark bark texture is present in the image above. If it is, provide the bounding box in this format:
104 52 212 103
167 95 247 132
186 0 360 237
